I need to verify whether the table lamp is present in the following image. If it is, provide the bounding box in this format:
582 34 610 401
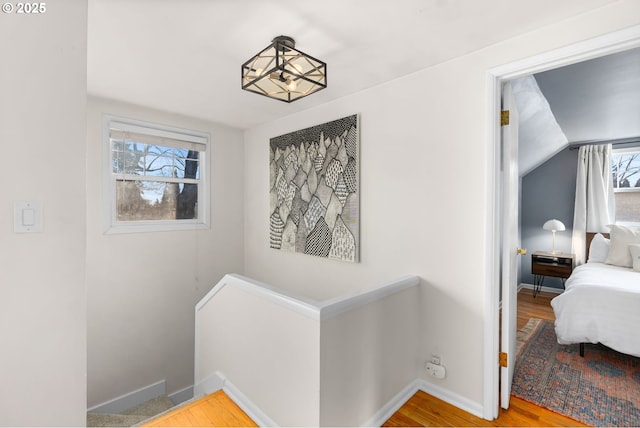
543 219 565 254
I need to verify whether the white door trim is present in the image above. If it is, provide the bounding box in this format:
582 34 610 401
483 24 640 420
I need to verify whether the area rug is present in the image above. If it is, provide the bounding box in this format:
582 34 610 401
512 318 640 427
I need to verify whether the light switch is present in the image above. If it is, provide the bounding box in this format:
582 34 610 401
14 201 43 233
22 208 35 226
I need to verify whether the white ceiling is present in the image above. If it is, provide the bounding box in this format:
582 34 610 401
87 0 618 129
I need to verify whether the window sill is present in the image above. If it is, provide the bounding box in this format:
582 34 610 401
104 221 210 235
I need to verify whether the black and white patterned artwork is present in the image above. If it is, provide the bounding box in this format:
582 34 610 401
269 114 360 262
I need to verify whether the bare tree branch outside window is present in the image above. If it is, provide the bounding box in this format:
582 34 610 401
612 153 640 188
112 140 201 221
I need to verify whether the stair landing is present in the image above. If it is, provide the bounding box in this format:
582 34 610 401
87 396 175 427
140 390 257 427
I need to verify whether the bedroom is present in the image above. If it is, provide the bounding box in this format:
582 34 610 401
1 1 640 426
518 47 640 293
500 43 640 425
514 45 640 354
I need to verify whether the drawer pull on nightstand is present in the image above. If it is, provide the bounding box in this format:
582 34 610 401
516 248 527 255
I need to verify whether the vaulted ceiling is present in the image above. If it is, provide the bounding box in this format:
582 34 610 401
87 0 620 129
514 47 640 176
535 47 640 144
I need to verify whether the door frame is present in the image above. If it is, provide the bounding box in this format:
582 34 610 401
483 25 640 420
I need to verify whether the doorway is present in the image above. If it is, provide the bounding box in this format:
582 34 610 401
484 25 640 420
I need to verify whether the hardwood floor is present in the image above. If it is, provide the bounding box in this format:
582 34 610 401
140 390 256 427
384 288 586 427
516 287 556 329
144 288 579 427
383 391 586 427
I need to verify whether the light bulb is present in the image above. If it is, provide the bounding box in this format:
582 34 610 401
286 78 297 91
291 63 304 75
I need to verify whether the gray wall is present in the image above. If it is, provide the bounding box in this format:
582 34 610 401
520 148 578 289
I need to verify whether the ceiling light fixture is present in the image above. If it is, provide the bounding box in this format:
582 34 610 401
242 36 327 103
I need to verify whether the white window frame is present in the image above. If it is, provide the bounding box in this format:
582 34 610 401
102 114 211 234
612 145 640 227
612 146 640 190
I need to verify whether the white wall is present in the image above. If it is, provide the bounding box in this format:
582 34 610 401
86 97 245 407
243 0 640 414
0 1 637 425
0 0 88 425
319 285 421 426
195 274 420 427
196 282 321 427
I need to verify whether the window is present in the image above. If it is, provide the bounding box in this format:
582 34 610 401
612 147 640 224
103 115 210 233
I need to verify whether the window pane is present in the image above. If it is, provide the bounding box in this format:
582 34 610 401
612 153 640 188
144 155 176 177
112 142 123 173
116 179 198 221
113 140 200 179
175 151 200 179
612 149 640 224
112 140 144 175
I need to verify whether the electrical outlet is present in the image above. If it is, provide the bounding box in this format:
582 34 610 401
425 362 446 379
430 355 440 365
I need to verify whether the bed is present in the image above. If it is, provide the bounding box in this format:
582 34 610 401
550 227 640 358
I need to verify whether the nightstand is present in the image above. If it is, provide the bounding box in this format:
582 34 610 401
531 251 574 297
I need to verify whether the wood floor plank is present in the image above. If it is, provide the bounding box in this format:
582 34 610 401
206 395 251 426
186 405 216 426
145 413 183 427
213 393 257 427
200 400 232 426
384 392 587 427
140 390 256 427
516 288 557 328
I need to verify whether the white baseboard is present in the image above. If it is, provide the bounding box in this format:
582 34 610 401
519 282 563 295
194 372 225 397
87 379 166 414
222 376 278 428
417 378 484 419
362 379 422 427
364 378 484 426
195 372 277 427
168 385 194 406
192 374 486 427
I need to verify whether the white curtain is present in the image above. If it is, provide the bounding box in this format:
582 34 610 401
572 144 615 264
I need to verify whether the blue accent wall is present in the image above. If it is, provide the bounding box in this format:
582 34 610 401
520 148 578 289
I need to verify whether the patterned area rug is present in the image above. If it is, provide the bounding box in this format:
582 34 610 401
513 319 640 427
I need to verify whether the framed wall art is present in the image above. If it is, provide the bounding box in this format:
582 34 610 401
269 114 360 262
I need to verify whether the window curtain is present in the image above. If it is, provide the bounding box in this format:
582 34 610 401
572 144 615 264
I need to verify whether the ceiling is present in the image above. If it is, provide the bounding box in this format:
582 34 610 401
534 47 640 144
87 0 620 129
513 47 640 176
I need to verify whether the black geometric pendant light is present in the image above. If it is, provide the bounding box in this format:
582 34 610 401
241 36 327 103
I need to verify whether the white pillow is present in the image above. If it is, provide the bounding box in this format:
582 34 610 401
629 244 640 272
588 233 610 263
605 225 640 268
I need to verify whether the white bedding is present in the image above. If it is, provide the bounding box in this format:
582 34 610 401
550 262 640 357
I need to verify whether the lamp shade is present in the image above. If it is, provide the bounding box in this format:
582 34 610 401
543 219 565 232
241 36 327 103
